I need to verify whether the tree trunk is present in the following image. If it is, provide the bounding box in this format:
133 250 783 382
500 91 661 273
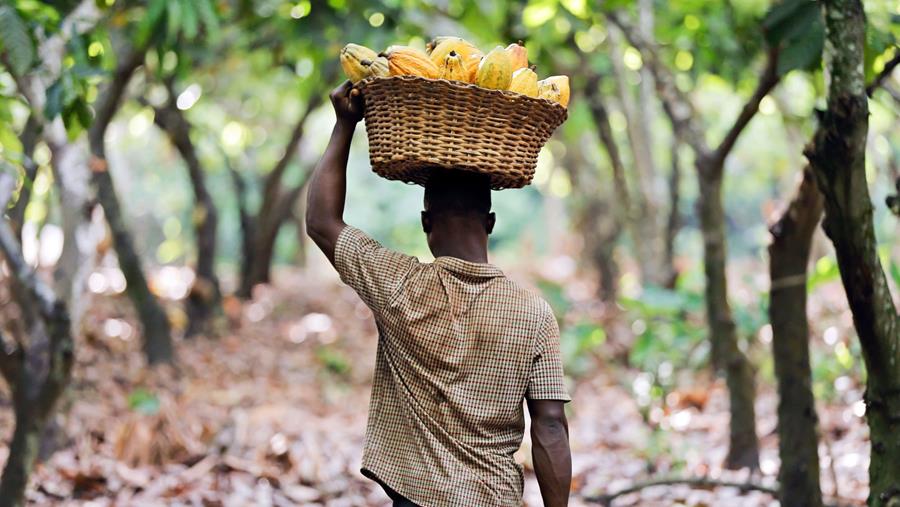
581 77 629 301
0 174 75 507
236 93 322 298
150 91 221 338
663 138 682 288
46 124 98 330
697 161 759 470
607 27 667 287
808 2 900 504
769 167 824 507
87 48 173 364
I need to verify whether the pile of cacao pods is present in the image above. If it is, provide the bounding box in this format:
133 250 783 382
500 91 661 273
339 36 570 108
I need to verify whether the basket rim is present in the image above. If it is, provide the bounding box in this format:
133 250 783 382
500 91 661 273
356 75 569 113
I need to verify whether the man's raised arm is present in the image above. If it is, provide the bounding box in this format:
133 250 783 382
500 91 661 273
527 399 571 507
306 81 364 264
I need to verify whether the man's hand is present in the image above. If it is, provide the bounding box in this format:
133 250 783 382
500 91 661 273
331 80 364 124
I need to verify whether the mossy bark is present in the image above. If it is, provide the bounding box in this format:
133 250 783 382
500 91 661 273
809 2 900 505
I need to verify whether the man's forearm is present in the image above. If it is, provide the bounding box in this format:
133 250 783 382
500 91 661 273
531 418 571 507
306 119 356 260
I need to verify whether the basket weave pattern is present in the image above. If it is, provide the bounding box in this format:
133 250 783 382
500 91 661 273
359 76 568 190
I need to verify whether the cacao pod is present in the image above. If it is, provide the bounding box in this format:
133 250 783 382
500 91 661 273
538 81 561 104
465 53 482 83
429 37 482 66
381 45 439 79
505 41 528 72
366 56 389 79
476 46 512 90
539 75 570 107
509 67 538 97
439 51 469 81
340 43 380 83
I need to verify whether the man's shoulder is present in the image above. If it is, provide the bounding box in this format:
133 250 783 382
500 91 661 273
493 277 555 321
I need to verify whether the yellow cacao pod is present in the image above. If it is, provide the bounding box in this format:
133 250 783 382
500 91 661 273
465 53 482 83
505 41 528 72
539 75 570 107
439 51 469 81
381 45 439 79
509 67 538 97
538 81 561 104
476 46 512 90
367 56 389 79
429 37 482 66
340 43 380 83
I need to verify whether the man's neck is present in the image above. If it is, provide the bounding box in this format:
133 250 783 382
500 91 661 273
429 222 489 264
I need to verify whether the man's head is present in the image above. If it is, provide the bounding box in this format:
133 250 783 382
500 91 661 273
421 169 495 254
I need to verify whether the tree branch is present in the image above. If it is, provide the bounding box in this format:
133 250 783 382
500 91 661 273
866 49 900 97
711 46 780 166
605 11 709 158
8 113 42 239
258 92 324 216
87 47 146 159
583 476 778 506
0 174 57 318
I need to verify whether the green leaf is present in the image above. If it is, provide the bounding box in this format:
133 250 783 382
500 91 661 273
195 0 220 38
0 5 35 75
44 79 64 120
776 18 824 75
166 0 183 44
180 0 198 40
127 388 160 415
762 0 817 45
135 0 166 48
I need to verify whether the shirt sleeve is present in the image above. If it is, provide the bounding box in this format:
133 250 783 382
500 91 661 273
526 306 571 402
334 225 418 313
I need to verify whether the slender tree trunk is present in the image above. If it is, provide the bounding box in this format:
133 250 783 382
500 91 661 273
46 124 98 330
663 138 681 288
236 93 323 298
224 153 256 298
87 47 173 364
0 174 75 507
808 2 900 504
769 167 824 507
696 161 759 469
607 28 666 286
149 90 221 337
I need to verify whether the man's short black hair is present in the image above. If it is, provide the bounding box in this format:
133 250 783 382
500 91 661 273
423 169 492 216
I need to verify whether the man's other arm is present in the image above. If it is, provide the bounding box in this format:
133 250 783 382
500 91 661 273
306 81 364 264
527 399 571 507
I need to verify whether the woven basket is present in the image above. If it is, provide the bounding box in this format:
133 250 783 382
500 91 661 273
358 76 568 190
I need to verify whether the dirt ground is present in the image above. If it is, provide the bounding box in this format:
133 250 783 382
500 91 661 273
0 268 870 506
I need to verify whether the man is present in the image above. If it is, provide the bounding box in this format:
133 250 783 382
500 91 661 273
306 81 571 507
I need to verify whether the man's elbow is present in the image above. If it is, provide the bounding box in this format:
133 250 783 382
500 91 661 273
531 410 569 443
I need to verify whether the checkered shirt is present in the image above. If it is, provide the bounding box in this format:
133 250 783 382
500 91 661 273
334 226 570 507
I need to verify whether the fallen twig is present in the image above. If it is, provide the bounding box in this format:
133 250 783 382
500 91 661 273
582 476 778 506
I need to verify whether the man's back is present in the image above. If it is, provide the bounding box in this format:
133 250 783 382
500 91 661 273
335 226 568 506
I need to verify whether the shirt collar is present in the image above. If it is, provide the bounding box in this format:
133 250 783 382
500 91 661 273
434 256 504 279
